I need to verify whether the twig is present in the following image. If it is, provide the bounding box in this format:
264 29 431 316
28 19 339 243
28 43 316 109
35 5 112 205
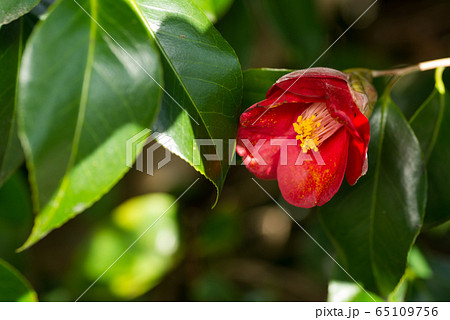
372 57 450 78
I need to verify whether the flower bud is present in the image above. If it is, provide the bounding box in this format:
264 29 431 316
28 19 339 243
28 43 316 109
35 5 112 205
345 68 378 118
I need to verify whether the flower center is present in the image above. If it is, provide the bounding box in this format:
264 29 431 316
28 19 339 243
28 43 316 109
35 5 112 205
293 102 343 153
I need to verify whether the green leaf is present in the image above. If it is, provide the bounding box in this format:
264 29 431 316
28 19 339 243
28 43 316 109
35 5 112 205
0 0 40 26
132 0 243 204
242 68 292 108
410 68 450 228
0 259 37 301
81 193 180 299
0 19 25 187
319 96 426 297
18 0 162 249
192 0 234 23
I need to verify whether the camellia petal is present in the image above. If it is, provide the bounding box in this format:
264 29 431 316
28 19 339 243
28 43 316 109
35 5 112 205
237 103 307 179
236 140 279 179
277 128 350 207
345 137 368 185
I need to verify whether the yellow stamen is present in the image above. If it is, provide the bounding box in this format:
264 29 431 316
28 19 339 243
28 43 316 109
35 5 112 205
292 102 343 153
293 115 321 153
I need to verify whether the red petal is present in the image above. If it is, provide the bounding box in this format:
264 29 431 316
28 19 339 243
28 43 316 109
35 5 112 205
237 102 308 179
276 128 350 208
345 137 368 185
236 139 279 179
239 102 308 134
266 68 349 99
262 87 325 106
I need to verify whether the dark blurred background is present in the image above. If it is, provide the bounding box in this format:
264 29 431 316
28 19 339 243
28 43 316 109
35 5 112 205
1 0 450 301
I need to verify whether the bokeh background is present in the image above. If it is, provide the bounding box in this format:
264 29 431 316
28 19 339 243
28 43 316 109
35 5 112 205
1 0 450 301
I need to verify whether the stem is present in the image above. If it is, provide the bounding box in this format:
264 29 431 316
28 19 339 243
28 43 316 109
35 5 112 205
371 57 450 78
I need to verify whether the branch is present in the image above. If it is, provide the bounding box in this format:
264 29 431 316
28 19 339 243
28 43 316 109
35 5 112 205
372 57 450 78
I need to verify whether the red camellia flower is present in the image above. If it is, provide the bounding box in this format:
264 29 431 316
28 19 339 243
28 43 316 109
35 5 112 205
236 67 376 208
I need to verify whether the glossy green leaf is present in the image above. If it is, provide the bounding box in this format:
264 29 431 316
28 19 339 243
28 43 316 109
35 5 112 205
0 259 37 301
18 0 162 249
192 0 234 23
0 19 25 187
410 68 450 228
0 0 40 25
319 97 426 297
132 0 242 204
82 193 180 299
242 68 292 108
